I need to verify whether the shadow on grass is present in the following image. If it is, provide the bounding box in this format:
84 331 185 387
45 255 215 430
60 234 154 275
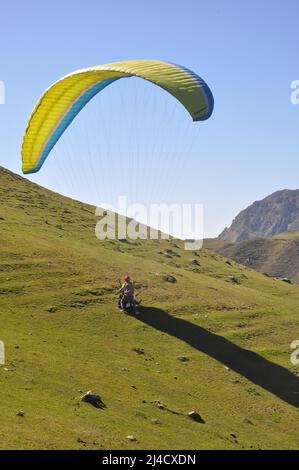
136 306 299 408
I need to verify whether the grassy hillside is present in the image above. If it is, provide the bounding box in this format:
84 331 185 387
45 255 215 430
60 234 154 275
203 237 229 250
213 233 299 284
1 167 299 450
272 231 299 240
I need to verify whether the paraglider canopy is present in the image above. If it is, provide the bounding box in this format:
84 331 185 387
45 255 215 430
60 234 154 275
21 60 214 175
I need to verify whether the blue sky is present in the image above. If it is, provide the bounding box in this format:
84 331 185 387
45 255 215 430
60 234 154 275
0 0 298 237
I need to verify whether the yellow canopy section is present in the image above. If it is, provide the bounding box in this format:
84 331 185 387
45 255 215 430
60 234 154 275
22 60 214 174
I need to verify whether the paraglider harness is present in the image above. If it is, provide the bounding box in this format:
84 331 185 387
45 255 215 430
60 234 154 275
117 279 141 315
118 294 138 314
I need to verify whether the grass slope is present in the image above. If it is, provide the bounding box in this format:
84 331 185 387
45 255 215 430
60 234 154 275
1 167 299 450
212 234 299 284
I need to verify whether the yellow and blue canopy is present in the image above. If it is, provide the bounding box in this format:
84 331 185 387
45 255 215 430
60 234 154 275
22 60 214 174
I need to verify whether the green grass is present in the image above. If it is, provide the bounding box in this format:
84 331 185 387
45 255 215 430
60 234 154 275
1 167 299 449
272 231 299 240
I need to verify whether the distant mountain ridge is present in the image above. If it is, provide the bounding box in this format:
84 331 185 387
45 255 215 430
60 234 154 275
219 189 299 242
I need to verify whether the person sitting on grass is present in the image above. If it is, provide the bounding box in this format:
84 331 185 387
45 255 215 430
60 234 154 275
118 274 135 311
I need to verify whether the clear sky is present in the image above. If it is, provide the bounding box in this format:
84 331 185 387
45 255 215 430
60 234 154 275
0 0 298 237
